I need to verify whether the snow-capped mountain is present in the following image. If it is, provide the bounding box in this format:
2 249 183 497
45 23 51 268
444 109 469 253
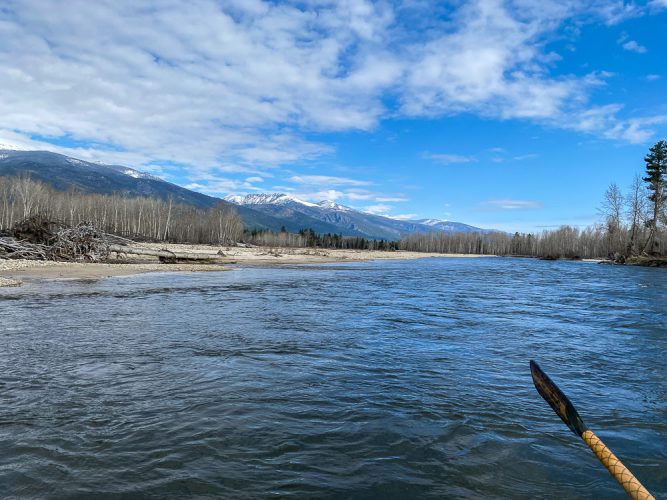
225 193 490 239
413 218 486 233
0 149 495 239
225 193 317 207
317 199 350 211
225 193 351 212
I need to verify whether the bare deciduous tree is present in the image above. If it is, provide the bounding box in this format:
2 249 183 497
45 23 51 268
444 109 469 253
0 175 244 245
598 183 624 257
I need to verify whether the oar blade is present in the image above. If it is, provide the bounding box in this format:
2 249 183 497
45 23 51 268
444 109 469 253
530 360 588 436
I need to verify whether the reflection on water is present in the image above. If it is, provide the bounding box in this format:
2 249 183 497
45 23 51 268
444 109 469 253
0 258 665 498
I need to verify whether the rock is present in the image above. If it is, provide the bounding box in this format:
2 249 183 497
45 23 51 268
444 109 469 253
0 277 22 287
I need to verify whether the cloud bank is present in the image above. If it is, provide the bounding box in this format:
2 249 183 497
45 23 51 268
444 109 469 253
0 0 664 194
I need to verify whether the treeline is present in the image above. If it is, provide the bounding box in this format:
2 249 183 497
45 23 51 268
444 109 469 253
244 227 400 250
398 226 625 259
402 140 667 260
2 139 664 258
399 223 664 260
0 175 244 244
593 140 667 258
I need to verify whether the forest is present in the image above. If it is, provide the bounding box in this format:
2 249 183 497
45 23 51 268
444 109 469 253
0 175 244 245
0 140 665 260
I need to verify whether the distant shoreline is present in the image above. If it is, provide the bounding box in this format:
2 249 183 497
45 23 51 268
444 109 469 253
0 244 495 286
8 244 663 289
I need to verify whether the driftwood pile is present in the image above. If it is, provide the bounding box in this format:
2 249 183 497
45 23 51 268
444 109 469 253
1 215 226 264
0 215 130 262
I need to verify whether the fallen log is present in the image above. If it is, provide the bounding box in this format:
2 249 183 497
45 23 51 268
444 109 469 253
109 245 225 263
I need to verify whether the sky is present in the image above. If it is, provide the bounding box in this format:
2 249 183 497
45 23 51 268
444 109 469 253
0 0 666 232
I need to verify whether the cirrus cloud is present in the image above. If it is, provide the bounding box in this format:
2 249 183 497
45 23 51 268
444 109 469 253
487 199 543 210
423 152 476 165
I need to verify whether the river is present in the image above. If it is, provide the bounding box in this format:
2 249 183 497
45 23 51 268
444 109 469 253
1 257 665 498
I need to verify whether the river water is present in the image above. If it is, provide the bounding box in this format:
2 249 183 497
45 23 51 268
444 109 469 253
0 257 665 498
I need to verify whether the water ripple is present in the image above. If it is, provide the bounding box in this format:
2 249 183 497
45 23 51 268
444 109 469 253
0 258 665 498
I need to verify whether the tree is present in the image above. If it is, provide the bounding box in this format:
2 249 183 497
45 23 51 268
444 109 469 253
626 174 647 255
643 139 667 253
13 173 46 219
599 182 624 256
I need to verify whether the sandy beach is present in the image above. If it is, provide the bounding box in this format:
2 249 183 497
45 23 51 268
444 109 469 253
0 243 492 286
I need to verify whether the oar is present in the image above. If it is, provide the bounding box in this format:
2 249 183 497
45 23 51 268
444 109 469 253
529 360 654 500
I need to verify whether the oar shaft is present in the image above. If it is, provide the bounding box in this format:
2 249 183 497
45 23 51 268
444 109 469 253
581 430 654 500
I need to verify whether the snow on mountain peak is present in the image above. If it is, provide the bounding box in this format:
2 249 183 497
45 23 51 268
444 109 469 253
317 200 349 211
224 193 317 207
419 218 450 226
224 193 355 211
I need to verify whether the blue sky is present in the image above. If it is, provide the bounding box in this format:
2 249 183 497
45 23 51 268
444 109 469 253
1 0 666 232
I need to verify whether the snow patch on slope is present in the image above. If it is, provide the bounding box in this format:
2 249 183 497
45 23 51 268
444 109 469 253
123 168 142 178
66 158 87 166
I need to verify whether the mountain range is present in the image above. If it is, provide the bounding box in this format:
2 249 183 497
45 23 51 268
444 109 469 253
0 149 492 239
224 193 490 239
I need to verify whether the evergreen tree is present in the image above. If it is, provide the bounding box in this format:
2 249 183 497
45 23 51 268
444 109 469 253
643 140 667 253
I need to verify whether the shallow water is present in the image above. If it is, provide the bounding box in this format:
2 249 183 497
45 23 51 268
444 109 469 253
0 257 666 498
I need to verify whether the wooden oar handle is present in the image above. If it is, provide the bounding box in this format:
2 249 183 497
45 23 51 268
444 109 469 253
581 430 654 500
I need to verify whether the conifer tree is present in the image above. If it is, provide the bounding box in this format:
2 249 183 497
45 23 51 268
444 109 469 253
643 139 667 253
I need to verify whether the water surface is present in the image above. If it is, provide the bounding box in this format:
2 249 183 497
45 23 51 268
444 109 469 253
1 257 666 498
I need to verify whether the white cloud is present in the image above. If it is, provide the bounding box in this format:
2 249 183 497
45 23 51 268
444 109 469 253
289 175 371 187
343 190 409 202
622 40 647 53
363 204 416 220
513 153 539 161
400 1 662 143
401 0 584 121
423 153 476 165
605 115 667 143
307 189 345 202
0 0 664 190
364 204 392 215
487 199 543 210
0 0 392 173
375 196 410 202
593 1 642 25
568 105 667 143
390 213 418 220
280 187 409 208
646 74 661 81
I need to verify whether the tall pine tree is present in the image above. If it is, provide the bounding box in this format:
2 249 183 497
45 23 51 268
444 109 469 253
643 139 667 253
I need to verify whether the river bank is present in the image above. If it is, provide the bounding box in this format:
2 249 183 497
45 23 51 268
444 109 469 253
0 243 492 286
